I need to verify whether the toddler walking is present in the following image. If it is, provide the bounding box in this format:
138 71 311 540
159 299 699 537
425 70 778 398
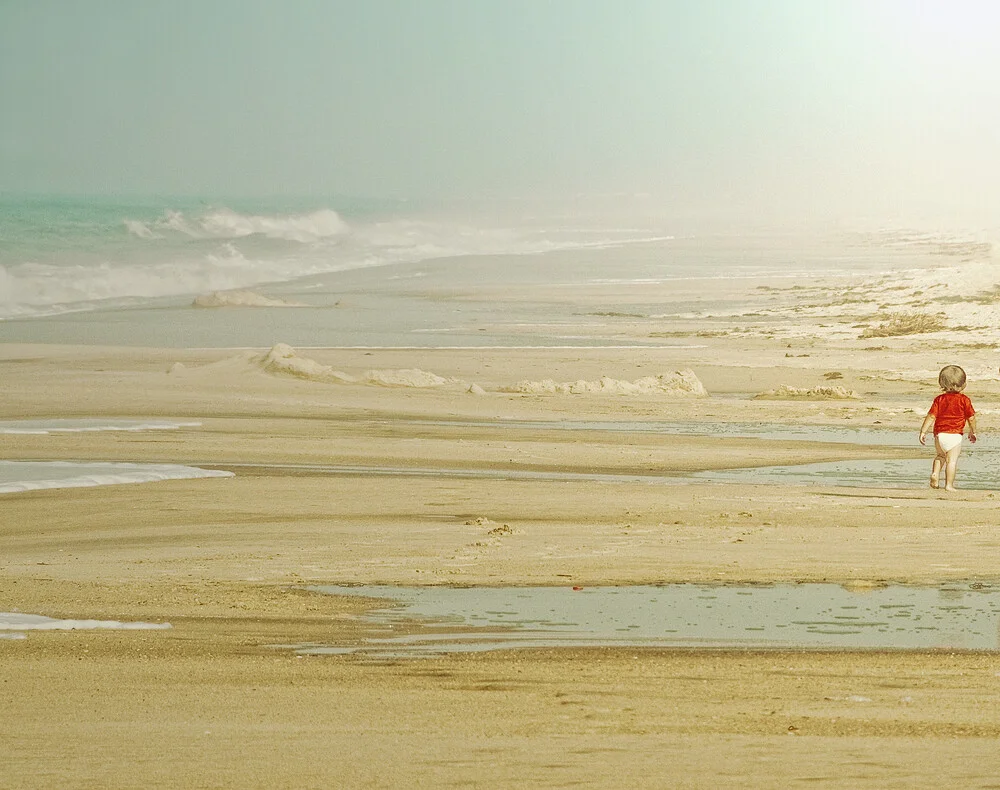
918 365 977 491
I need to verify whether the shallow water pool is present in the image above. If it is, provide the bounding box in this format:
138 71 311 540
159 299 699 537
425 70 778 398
371 419 1000 490
693 456 999 490
300 583 1000 658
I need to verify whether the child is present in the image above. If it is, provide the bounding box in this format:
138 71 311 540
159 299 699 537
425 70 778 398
919 365 977 491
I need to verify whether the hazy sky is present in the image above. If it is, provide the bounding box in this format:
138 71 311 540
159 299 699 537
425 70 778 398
3 1 1000 224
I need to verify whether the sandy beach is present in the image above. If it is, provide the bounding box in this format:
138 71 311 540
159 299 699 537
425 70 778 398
10 0 1000 784
4 246 1000 788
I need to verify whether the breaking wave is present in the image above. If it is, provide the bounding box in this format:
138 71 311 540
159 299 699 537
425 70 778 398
127 207 350 243
1 202 664 320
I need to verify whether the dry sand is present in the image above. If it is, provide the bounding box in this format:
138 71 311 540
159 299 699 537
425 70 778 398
4 261 1000 788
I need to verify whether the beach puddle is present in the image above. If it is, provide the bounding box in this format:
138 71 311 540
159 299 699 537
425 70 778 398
0 418 234 494
694 455 998 490
297 583 1000 658
394 419 998 489
225 452 997 490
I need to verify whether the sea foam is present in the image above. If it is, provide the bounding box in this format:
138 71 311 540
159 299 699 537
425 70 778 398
250 344 474 389
0 419 201 435
128 208 348 242
255 343 355 383
0 613 171 631
0 461 233 494
503 371 708 397
753 385 859 400
196 208 348 242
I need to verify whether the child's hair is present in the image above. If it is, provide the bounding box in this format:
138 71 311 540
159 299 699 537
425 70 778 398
938 365 967 392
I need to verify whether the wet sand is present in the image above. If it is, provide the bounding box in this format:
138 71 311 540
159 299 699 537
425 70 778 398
4 258 1000 788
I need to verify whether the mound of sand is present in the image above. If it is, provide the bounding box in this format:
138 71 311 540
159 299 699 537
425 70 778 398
255 344 355 383
753 385 859 400
503 370 708 397
193 290 305 308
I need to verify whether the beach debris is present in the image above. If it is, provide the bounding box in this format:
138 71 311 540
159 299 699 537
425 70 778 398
502 370 707 397
753 385 859 400
486 524 516 536
193 290 305 308
823 371 844 380
840 579 889 592
859 312 946 338
467 383 486 395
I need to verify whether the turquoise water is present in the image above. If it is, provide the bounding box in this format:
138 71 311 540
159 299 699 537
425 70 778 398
0 195 669 324
0 195 448 320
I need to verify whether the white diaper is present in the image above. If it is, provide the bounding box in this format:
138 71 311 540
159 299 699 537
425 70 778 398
936 433 963 452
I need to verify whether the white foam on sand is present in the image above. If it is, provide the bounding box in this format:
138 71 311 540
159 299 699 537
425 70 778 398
363 368 452 388
0 461 233 494
182 344 716 397
0 613 171 631
502 370 708 397
254 343 356 383
249 344 478 391
753 385 859 400
0 419 201 435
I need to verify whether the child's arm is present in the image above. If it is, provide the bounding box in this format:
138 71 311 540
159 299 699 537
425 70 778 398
918 413 935 445
968 415 978 443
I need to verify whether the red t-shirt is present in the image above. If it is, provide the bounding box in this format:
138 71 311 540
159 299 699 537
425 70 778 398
927 391 975 435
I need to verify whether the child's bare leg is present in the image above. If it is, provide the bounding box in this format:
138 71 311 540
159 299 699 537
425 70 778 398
930 453 944 488
931 436 948 488
943 444 962 491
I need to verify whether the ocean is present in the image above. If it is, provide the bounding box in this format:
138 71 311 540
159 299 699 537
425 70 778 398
0 196 666 315
0 194 991 348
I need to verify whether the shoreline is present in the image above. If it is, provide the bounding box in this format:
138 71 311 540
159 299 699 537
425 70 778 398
4 248 1000 786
